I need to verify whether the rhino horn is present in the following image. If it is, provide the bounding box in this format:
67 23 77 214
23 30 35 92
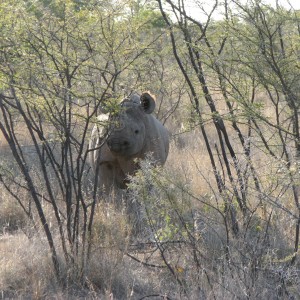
99 93 113 114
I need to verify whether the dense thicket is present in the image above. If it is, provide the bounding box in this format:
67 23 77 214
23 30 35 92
0 0 299 298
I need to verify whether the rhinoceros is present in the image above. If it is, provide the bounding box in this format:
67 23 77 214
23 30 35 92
89 92 169 191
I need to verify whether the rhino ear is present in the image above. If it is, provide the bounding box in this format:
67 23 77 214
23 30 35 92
140 92 156 114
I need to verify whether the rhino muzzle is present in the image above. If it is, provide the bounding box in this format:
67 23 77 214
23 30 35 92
107 137 130 154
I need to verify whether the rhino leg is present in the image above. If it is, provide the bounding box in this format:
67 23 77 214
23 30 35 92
98 161 127 192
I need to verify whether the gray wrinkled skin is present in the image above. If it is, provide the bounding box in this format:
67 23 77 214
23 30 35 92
89 92 169 191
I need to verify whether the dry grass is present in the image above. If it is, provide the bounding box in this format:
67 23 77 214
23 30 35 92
0 191 28 234
0 123 300 299
0 233 58 299
0 203 178 299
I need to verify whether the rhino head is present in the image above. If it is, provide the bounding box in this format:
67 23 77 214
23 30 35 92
106 92 156 157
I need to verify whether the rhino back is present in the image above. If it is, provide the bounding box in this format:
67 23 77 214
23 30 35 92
89 113 111 170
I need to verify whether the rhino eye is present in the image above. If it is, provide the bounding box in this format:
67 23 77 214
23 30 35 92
134 129 139 134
